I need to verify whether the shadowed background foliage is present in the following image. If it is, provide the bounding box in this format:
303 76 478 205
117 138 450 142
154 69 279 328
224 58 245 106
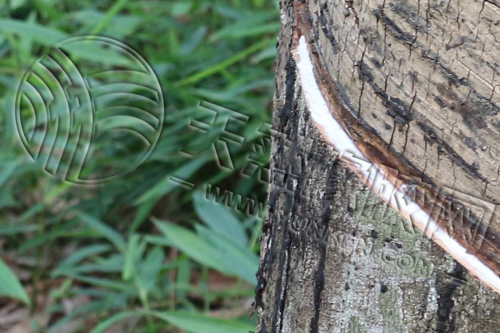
0 0 277 331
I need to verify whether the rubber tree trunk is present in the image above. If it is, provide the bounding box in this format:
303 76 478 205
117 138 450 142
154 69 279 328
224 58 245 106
256 0 500 332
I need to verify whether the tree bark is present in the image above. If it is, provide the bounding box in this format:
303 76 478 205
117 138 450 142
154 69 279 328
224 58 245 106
257 0 500 332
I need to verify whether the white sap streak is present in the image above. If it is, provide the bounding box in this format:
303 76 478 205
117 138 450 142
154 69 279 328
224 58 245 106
295 36 363 159
293 35 500 294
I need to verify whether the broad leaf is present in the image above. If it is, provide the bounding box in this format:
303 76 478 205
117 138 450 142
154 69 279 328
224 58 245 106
152 311 255 333
0 257 30 305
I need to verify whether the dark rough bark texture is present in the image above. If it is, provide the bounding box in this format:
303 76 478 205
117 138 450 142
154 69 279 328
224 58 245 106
256 0 500 332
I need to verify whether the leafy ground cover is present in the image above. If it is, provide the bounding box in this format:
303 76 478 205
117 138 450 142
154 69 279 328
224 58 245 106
0 0 277 331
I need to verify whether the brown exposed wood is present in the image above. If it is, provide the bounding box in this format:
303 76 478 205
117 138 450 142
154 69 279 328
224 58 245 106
257 0 500 331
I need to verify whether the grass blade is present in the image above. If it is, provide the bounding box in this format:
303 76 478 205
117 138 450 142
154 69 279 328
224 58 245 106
122 234 140 281
175 38 273 87
91 311 141 333
193 191 248 246
78 212 126 253
152 219 228 274
90 0 130 35
152 311 255 333
0 257 30 305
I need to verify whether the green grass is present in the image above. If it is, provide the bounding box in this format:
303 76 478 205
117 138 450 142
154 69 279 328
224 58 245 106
0 0 277 331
